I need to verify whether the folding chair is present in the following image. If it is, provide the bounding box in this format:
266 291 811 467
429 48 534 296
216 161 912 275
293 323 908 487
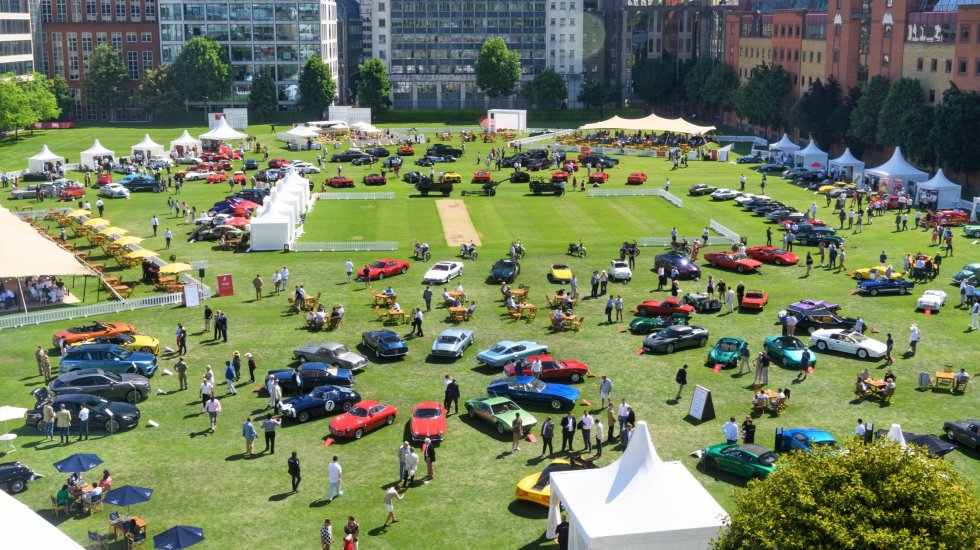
88 530 108 550
508 308 521 320
51 495 70 518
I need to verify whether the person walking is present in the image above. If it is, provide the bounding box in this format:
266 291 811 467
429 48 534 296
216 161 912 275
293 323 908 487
345 259 354 283
199 377 213 408
422 286 432 312
150 215 159 237
224 361 237 395
246 352 257 383
908 323 920 355
327 456 343 502
737 343 751 375
77 405 89 441
675 364 688 399
884 333 895 365
383 486 405 528
411 308 424 337
540 416 555 456
242 417 258 455
262 413 280 453
56 404 72 444
95 198 105 216
593 419 604 457
288 451 301 492
445 377 460 414
401 447 419 488
252 274 263 300
176 323 187 357
511 413 523 453
615 295 624 322
560 411 576 452
797 348 811 381
422 438 436 480
175 358 188 390
164 228 173 248
204 395 221 432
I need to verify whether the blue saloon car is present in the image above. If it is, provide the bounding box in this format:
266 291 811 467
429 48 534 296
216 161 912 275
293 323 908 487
281 385 362 423
780 428 839 453
267 363 354 392
361 330 408 359
856 278 915 296
58 344 157 377
477 341 549 367
486 376 580 411
430 328 474 359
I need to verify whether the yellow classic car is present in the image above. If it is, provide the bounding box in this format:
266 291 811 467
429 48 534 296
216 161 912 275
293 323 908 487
548 264 573 284
848 266 905 281
75 333 161 355
515 455 596 506
441 172 462 184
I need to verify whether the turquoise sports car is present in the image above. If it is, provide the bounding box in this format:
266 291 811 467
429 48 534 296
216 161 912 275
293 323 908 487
706 337 747 368
764 336 816 369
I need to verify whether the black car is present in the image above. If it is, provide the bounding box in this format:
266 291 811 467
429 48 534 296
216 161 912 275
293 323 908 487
736 154 764 164
243 159 259 170
580 154 620 167
233 188 270 202
509 171 530 183
0 462 43 494
331 149 369 162
654 251 701 280
642 324 710 354
351 155 377 166
501 154 530 168
402 171 427 184
784 307 861 334
754 163 787 173
25 394 141 433
793 226 845 246
366 147 391 158
120 175 163 193
426 144 463 157
414 178 452 197
688 184 716 196
525 158 549 171
361 330 409 359
488 259 520 283
267 363 355 392
49 368 151 404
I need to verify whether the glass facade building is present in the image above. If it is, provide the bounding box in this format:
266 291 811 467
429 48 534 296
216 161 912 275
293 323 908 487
0 0 33 74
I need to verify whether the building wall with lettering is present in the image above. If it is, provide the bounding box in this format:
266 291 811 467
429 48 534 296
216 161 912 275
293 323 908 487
901 42 954 104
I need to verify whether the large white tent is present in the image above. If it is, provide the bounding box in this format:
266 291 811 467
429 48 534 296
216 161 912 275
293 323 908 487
916 169 962 209
0 486 86 549
249 210 293 251
79 139 115 171
548 422 727 549
794 139 828 170
829 148 864 182
169 130 202 156
769 133 800 156
280 125 321 147
27 145 64 173
200 117 248 142
130 134 164 160
863 147 929 195
578 114 716 134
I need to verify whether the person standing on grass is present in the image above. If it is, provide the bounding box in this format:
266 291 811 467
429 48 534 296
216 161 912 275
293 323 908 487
345 259 353 283
605 296 614 324
224 361 237 395
411 308 424 337
599 375 613 408
540 416 555 457
288 452 301 493
606 403 617 442
738 344 751 375
175 358 188 390
320 518 332 550
199 378 213 407
422 438 436 480
34 346 47 378
327 456 343 502
262 413 281 453
252 274 263 300
580 410 594 452
805 252 813 276
204 395 221 432
675 365 688 399
245 352 257 383
722 416 739 444
216 311 228 342
361 265 371 289
176 323 187 357
343 517 359 550
593 419 604 457
204 304 213 332
398 441 411 480
742 417 756 444
242 417 257 455
383 486 405 528
56 404 71 444
77 405 89 441
151 215 159 237
511 413 524 453
909 323 920 355
615 295 624 322
272 271 282 295
164 228 172 248
402 447 419 488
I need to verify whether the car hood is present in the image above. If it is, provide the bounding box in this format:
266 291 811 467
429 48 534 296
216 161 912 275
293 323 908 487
709 348 739 361
411 416 445 436
780 349 809 363
494 410 537 427
490 265 516 275
105 402 140 417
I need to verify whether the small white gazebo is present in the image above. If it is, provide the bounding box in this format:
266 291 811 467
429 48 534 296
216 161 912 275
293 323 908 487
863 147 929 195
769 133 800 158
199 117 248 142
27 145 65 173
130 134 164 160
915 169 962 210
169 130 202 157
794 139 828 171
829 148 864 182
79 140 115 171
281 125 321 147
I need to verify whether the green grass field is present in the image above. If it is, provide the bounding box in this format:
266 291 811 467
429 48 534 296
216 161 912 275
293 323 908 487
1 124 977 549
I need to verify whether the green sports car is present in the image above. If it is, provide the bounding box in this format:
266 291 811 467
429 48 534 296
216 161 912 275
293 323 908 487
464 396 537 436
628 313 688 335
701 443 779 480
963 225 980 238
764 336 816 369
706 337 747 368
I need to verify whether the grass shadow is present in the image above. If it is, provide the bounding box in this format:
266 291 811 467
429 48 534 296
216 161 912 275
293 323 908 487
268 492 293 501
507 499 549 520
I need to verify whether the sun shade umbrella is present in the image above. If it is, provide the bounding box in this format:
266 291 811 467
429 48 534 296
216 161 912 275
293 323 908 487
112 236 144 246
66 209 91 217
82 218 110 227
153 526 205 550
0 405 27 433
98 226 129 236
104 484 154 514
53 453 103 473
126 249 158 259
223 217 251 228
159 262 192 274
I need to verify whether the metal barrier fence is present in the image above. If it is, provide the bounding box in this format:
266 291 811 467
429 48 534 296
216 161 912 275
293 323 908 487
715 135 768 147
509 129 575 146
0 292 184 330
291 241 398 252
587 188 683 207
710 219 741 244
315 192 395 201
12 207 72 220
638 237 700 247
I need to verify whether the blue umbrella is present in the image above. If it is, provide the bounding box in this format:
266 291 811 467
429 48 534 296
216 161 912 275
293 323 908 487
104 485 154 510
53 453 103 473
153 526 205 550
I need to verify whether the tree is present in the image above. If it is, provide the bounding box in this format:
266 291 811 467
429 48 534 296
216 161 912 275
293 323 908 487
475 37 522 98
846 75 889 156
877 77 925 147
83 44 128 119
702 61 740 115
48 75 73 121
297 56 337 115
172 37 231 102
832 85 861 155
18 72 61 123
356 58 392 112
525 69 568 110
713 439 980 549
0 74 34 137
735 63 792 135
134 65 183 121
897 103 935 168
247 72 278 123
577 80 619 117
930 83 980 175
791 78 845 150
632 57 676 107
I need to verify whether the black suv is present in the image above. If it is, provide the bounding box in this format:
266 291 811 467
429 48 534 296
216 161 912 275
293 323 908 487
426 144 463 157
331 149 370 162
579 154 620 167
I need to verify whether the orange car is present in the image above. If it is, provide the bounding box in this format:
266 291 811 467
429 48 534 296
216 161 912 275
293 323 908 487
397 145 415 156
207 171 228 184
232 171 247 185
626 172 647 185
551 170 569 183
740 290 770 310
53 321 139 347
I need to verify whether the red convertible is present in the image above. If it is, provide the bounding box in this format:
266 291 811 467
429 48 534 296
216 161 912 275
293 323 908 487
53 321 139 347
328 400 397 440
745 246 799 265
502 355 589 382
325 176 354 188
362 174 387 186
928 210 969 227
634 298 695 317
740 290 770 310
626 172 647 185
472 171 492 183
268 157 289 169
551 170 569 183
357 259 411 281
703 251 763 273
410 401 446 442
207 171 228 184
589 172 609 184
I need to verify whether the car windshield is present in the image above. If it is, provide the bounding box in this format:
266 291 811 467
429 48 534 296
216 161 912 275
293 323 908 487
431 265 448 271
779 338 805 350
717 341 741 352
758 452 779 466
311 389 331 399
381 336 401 344
333 346 349 354
812 440 837 449
414 407 442 419
115 348 133 359
116 334 135 344
490 345 508 353
526 379 547 392
659 328 682 338
773 249 789 255
746 292 764 298
849 332 868 343
370 261 386 268
437 336 459 344
490 401 516 414
104 372 122 382
348 407 368 418
553 265 569 270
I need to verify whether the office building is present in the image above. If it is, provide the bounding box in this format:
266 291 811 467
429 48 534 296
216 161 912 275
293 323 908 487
0 0 34 75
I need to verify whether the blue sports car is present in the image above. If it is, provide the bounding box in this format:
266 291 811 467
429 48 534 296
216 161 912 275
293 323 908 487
58 344 158 377
857 278 915 296
281 385 362 423
477 341 549 367
780 428 839 453
361 330 408 359
430 328 474 359
763 336 817 369
487 375 580 411
267 363 354 392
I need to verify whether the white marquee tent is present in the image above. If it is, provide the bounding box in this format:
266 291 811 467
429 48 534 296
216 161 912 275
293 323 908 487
863 147 929 194
794 139 828 170
249 169 310 251
280 125 321 147
130 134 164 160
27 145 64 173
249 210 293 251
915 169 962 209
0 486 86 549
578 114 716 135
79 140 115 171
548 422 727 549
200 117 248 142
769 133 800 155
169 130 202 156
829 148 864 182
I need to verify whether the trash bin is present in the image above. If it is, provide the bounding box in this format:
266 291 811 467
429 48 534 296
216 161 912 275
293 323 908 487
283 244 290 253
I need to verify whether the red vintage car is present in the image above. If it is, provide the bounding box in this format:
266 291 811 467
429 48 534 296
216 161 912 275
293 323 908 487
199 152 230 162
745 246 799 265
362 174 387 186
325 176 354 188
928 210 969 227
626 172 647 185
328 400 398 440
268 157 289 169
357 259 411 281
95 173 113 187
502 355 589 383
779 219 825 229
207 171 228 184
703 251 763 273
634 298 695 317
53 321 139 347
551 170 569 183
472 171 492 183
59 181 87 199
740 290 770 310
410 401 446 443
231 172 247 185
397 145 415 156
562 160 579 172
214 160 233 171
589 172 609 184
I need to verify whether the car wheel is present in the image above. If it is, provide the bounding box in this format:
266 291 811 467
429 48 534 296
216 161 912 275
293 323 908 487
752 472 765 481
774 258 782 266
816 340 828 351
105 419 120 434
385 414 395 425
550 399 563 410
853 273 863 280
946 428 957 442
401 267 408 274
467 406 476 419
703 457 717 471
870 289 879 296
698 337 707 347
807 326 817 335
666 344 675 353
126 365 140 374
638 307 649 316
9 479 26 493
342 401 353 411
578 250 586 258
378 273 385 280
800 238 808 246
570 373 582 383
496 422 506 435
139 346 154 353
154 186 162 193
857 348 868 359
737 265 745 273
125 390 142 404
354 428 364 439
899 287 908 295
35 419 46 433
298 411 311 423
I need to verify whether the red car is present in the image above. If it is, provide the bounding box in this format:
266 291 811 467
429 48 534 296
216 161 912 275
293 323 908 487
740 290 770 310
745 246 799 266
589 172 609 184
397 145 415 156
703 251 763 273
199 152 230 162
562 160 579 172
357 259 411 281
472 171 492 183
53 321 139 347
362 174 387 186
928 210 969 227
502 354 589 382
634 298 695 317
231 172 247 185
96 173 113 187
328 400 398 440
551 170 569 183
214 160 233 171
325 176 354 188
268 157 289 169
207 171 228 184
779 219 825 229
626 172 647 185
410 401 446 443
59 181 87 199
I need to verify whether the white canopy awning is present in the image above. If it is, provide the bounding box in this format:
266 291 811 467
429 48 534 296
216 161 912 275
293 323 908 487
79 140 115 171
794 139 828 170
769 133 800 154
828 148 864 182
915 168 962 209
0 206 96 277
27 145 64 173
169 130 202 154
130 134 164 159
578 114 715 135
864 147 928 181
0 487 86 550
200 118 248 141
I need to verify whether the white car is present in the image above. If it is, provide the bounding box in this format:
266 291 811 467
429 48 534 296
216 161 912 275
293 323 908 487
735 193 770 206
183 169 213 181
99 183 130 198
289 162 321 174
422 261 464 284
149 156 174 167
809 329 887 359
710 188 741 201
609 259 632 282
916 289 947 311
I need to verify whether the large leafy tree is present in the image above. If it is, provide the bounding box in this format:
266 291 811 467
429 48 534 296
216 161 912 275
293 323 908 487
702 60 740 115
877 77 925 147
48 75 73 121
897 102 935 168
577 80 619 117
173 37 231 102
84 44 128 118
930 83 980 175
356 58 392 112
735 63 792 134
0 74 34 137
134 65 183 121
18 72 61 123
632 57 676 107
791 78 845 150
297 56 337 115
525 69 567 110
846 75 889 157
475 37 522 97
714 439 980 549
247 72 278 123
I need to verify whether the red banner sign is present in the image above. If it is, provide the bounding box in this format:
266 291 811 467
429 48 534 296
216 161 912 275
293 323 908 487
32 122 76 129
216 274 234 297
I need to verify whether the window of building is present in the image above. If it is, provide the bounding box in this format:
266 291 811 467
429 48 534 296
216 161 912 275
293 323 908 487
930 58 937 72
817 52 821 63
961 25 970 43
959 58 967 74
56 0 66 22
379 34 386 44
141 32 151 42
916 57 923 71
82 33 92 52
378 18 385 28
130 1 140 19
116 1 126 18
142 50 152 72
85 0 95 19
68 55 79 80
96 32 106 45
928 89 935 102
945 59 952 73
795 25 800 37
377 1 384 11
127 51 138 79
112 32 122 50
101 1 110 17
126 32 136 42
794 49 799 61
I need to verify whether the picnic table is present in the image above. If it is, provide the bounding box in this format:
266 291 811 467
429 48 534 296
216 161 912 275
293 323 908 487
372 292 396 307
387 309 407 324
510 288 528 304
449 290 466 302
934 371 956 390
519 303 537 320
449 306 469 322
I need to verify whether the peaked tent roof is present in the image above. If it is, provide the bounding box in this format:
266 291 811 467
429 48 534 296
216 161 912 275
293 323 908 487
170 130 202 147
28 145 63 162
769 133 800 152
200 117 248 141
864 147 928 179
285 125 320 139
132 134 162 150
798 139 825 155
831 147 863 165
81 139 113 156
579 115 631 130
579 114 715 134
0 206 96 277
917 168 960 191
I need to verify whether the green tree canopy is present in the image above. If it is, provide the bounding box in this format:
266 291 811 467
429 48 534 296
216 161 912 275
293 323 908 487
846 75 889 155
173 37 231 102
577 80 619 117
632 57 676 107
525 69 568 110
475 37 522 97
83 44 128 118
877 77 925 147
134 65 183 121
791 78 846 150
18 72 61 123
714 439 980 549
297 56 337 115
48 75 73 122
0 74 34 136
247 72 278 123
929 83 980 174
897 102 935 168
735 63 792 133
356 58 392 112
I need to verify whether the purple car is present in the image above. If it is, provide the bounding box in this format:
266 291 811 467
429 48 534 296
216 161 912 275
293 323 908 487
790 299 840 313
655 251 702 280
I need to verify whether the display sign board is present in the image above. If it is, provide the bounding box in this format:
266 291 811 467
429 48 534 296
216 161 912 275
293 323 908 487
182 284 200 307
216 274 234 297
687 385 716 423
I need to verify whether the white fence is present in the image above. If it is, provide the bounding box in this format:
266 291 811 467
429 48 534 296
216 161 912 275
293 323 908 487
509 129 576 147
587 188 682 207
710 219 741 244
638 237 700 247
12 207 71 220
715 135 768 147
0 292 185 330
291 241 398 252
315 192 395 201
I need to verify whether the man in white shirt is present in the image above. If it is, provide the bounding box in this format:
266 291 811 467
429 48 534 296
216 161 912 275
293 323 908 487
580 412 594 452
77 406 90 441
722 417 739 444
855 419 866 438
505 295 518 310
617 400 629 440
599 375 612 407
531 357 543 379
345 259 354 283
328 456 343 502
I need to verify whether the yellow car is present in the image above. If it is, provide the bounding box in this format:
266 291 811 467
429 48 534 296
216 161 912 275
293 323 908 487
548 264 573 284
515 455 596 506
817 182 847 195
441 172 462 184
75 333 161 355
849 266 905 281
